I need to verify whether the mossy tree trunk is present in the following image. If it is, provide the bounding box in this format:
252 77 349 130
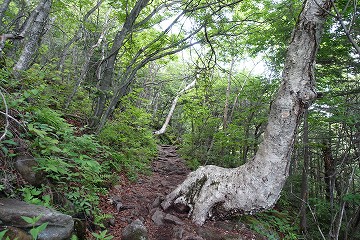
162 0 332 225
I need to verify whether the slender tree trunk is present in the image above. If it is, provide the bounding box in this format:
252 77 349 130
223 57 234 129
58 0 104 75
154 80 196 135
242 110 255 162
64 32 106 109
13 0 52 76
64 10 110 109
331 167 356 239
90 0 150 129
322 140 335 204
229 76 248 122
300 108 309 234
0 0 11 29
162 0 331 225
346 206 360 240
330 0 360 56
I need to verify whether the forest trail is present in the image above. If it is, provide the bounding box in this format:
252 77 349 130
99 145 264 240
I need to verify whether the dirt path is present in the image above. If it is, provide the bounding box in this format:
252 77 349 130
99 145 264 240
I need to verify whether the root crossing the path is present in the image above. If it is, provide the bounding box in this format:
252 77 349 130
99 145 264 240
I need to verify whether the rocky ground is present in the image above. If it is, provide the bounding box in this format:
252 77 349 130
99 145 265 240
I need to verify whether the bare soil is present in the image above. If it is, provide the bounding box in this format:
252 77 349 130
98 145 265 240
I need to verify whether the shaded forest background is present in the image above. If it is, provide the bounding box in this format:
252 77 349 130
0 0 359 239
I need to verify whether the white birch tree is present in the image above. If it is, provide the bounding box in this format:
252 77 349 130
13 0 52 75
161 0 332 225
154 79 196 135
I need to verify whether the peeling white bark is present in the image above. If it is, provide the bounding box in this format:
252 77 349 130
154 80 196 135
162 0 332 225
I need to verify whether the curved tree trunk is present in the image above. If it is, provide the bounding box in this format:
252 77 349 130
162 0 331 225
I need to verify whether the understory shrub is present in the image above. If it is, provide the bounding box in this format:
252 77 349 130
19 107 116 220
99 94 157 181
240 209 299 240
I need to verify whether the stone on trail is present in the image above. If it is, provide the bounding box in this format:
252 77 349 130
163 213 184 225
122 219 149 240
14 155 46 186
0 198 74 240
151 208 165 226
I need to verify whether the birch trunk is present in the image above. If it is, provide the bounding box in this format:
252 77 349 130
223 57 234 129
162 0 331 225
154 80 196 135
13 0 52 75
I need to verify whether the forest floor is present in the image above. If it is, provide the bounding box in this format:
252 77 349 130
99 145 265 240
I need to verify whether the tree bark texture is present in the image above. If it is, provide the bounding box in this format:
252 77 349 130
13 0 52 75
0 0 11 29
162 0 331 225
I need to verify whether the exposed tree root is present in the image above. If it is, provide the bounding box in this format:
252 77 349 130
161 164 283 225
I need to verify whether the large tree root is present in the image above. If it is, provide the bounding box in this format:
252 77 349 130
161 164 284 225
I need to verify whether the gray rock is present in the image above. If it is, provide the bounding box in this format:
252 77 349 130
108 217 116 226
151 209 165 226
14 155 45 186
122 219 148 240
172 226 184 239
164 214 184 225
0 198 74 240
151 195 163 208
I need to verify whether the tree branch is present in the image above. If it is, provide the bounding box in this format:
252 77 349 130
330 0 360 56
0 88 9 141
